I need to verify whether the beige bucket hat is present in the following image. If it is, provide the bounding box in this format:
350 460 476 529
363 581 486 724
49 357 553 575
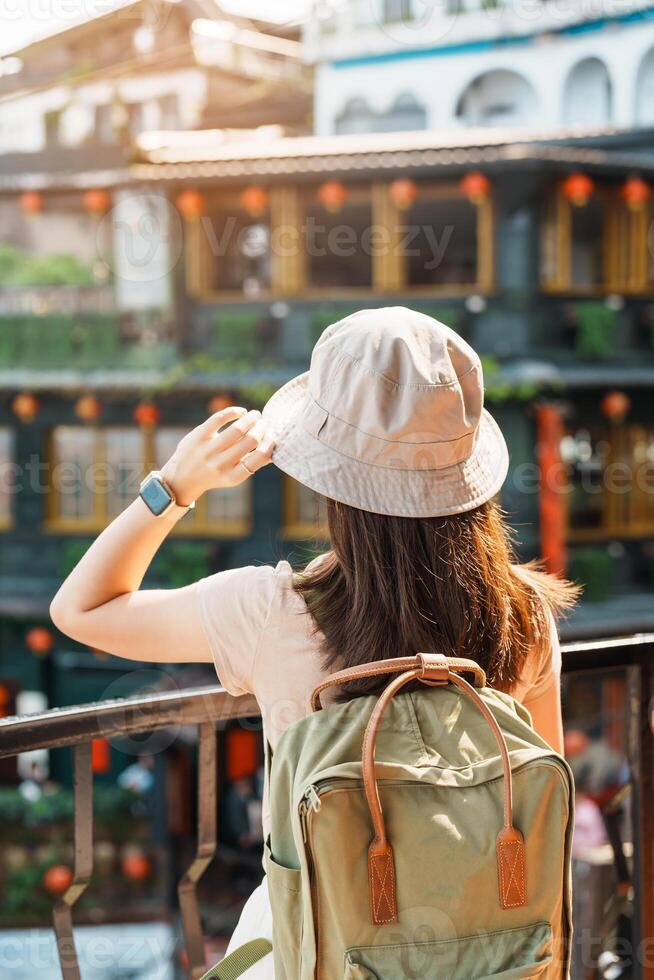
262 307 508 518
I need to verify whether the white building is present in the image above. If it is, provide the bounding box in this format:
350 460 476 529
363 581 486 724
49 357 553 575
304 0 654 133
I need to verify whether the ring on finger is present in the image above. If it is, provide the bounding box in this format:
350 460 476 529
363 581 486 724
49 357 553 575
239 458 255 476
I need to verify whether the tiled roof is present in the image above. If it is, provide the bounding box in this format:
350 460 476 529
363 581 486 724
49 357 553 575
1 125 653 192
131 126 654 181
134 122 618 162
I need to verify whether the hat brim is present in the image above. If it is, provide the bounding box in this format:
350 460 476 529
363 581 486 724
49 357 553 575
262 372 509 518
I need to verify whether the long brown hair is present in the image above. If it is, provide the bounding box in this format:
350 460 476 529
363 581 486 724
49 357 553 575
293 498 579 699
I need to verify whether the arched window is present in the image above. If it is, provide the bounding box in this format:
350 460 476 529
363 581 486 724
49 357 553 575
379 93 427 131
455 70 537 127
562 58 612 125
335 97 378 135
635 46 654 125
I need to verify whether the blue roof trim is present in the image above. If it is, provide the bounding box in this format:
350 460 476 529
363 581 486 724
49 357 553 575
330 6 654 68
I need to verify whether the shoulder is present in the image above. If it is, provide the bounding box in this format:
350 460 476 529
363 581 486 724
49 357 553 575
195 559 293 619
193 559 299 696
194 556 324 635
510 564 562 702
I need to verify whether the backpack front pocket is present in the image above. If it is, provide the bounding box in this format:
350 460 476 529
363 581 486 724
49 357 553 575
263 838 302 980
344 920 553 980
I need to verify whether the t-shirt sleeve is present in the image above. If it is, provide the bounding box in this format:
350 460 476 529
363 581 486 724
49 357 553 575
194 562 285 696
520 606 562 704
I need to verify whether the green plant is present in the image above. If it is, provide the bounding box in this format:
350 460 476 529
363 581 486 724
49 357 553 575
310 307 359 344
211 311 262 359
0 243 94 286
94 786 144 841
0 787 28 826
568 546 614 603
414 304 463 331
5 855 56 916
574 303 617 360
239 381 278 408
58 539 94 579
23 788 74 828
154 540 211 587
478 355 539 403
0 314 124 369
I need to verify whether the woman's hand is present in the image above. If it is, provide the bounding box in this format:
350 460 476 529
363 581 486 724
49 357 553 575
160 406 275 506
49 404 276 663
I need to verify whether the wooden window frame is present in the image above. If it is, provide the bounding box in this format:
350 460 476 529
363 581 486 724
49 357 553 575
376 179 494 297
541 181 654 296
184 180 495 302
46 426 149 534
620 198 654 296
45 425 253 538
564 423 654 543
299 182 375 299
185 188 276 302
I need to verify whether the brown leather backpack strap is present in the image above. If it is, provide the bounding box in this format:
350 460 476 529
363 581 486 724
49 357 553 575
361 659 526 926
310 653 486 711
363 656 450 925
447 674 527 910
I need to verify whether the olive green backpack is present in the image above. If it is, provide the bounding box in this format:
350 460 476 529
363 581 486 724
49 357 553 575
207 653 574 979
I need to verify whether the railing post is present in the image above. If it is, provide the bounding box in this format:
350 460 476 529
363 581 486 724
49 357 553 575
53 742 93 980
178 721 217 979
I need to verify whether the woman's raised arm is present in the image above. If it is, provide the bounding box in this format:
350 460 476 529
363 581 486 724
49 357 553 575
49 406 274 663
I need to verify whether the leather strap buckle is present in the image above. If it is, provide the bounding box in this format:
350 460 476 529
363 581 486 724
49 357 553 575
416 652 449 685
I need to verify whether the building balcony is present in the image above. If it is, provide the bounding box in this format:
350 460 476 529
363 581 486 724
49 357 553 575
1 292 652 397
0 310 178 381
0 634 652 978
303 0 654 61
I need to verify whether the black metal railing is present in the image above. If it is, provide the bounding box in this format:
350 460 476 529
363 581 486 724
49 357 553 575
0 635 652 980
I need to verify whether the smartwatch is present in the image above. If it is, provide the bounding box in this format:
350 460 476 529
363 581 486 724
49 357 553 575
139 471 195 518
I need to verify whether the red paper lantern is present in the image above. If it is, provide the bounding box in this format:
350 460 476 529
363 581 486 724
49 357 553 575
239 185 269 218
621 176 650 212
122 850 151 881
133 402 160 428
175 188 206 221
208 393 233 414
601 390 631 422
83 188 111 216
0 683 10 718
562 172 594 208
459 171 491 205
26 626 54 656
12 392 39 423
317 180 348 214
43 865 73 895
74 394 102 422
389 178 418 211
226 728 259 781
91 738 111 774
20 190 44 215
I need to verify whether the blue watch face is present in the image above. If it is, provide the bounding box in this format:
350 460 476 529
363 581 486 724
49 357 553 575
140 477 173 516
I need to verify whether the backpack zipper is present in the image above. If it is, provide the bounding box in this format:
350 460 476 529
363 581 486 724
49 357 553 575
298 790 318 971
